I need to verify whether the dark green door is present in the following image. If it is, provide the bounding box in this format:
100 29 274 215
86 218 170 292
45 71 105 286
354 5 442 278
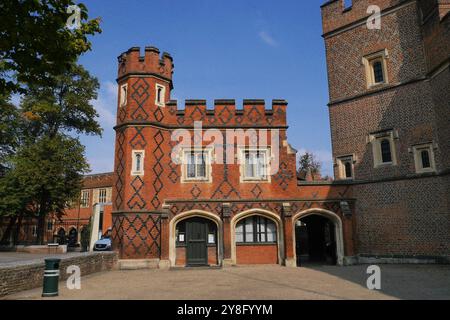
186 218 208 266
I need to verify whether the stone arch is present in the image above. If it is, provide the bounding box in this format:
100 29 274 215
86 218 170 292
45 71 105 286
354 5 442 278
169 210 223 267
292 208 345 266
230 209 284 265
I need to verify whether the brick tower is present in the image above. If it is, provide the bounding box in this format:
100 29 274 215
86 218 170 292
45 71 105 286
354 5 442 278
112 47 174 263
321 0 449 262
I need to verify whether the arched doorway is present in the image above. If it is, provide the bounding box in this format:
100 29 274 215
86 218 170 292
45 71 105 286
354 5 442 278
292 209 344 266
56 227 66 245
68 227 78 247
231 209 283 265
295 215 336 265
169 210 222 267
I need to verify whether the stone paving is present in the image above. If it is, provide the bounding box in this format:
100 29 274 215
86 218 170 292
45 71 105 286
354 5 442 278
3 264 450 300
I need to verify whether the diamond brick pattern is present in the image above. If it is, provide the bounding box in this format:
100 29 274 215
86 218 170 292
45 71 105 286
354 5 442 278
127 176 146 210
130 79 150 120
112 214 161 259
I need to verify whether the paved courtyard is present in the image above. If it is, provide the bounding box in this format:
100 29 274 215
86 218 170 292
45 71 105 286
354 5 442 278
3 264 450 300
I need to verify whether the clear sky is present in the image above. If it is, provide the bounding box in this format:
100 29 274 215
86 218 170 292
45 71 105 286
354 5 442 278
76 0 333 176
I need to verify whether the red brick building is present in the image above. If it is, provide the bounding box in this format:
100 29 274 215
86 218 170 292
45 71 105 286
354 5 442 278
109 42 356 268
322 0 449 263
5 0 446 267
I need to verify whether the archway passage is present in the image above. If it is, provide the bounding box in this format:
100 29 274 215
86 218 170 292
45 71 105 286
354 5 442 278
68 227 78 247
175 217 218 267
295 215 337 266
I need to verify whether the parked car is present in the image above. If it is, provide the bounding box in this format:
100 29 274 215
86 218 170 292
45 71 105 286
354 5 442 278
93 236 112 251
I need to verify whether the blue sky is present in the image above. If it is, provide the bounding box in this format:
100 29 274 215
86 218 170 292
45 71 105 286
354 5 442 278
76 0 333 176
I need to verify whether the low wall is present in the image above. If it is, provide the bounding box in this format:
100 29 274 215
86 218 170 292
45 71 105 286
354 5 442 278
0 252 118 297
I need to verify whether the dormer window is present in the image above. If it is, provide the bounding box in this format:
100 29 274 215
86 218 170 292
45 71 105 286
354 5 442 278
120 84 128 107
155 84 165 107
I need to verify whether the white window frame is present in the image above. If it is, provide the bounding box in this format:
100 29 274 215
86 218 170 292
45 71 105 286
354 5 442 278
181 148 213 183
239 148 270 182
131 150 145 176
98 188 107 203
369 130 397 168
412 143 436 173
336 155 355 180
155 84 166 107
80 190 90 208
120 83 128 107
362 49 389 88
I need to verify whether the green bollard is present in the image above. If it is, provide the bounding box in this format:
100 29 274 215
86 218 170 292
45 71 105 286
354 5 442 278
42 258 61 297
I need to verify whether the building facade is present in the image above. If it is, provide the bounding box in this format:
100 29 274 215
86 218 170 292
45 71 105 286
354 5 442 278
3 0 447 266
110 46 356 268
321 0 449 261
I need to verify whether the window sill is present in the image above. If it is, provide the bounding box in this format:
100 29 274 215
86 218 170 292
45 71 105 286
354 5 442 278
241 178 269 183
236 242 277 246
374 162 395 168
182 178 212 183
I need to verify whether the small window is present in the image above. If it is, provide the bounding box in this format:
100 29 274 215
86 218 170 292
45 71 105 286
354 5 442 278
183 150 211 181
236 216 276 244
242 150 268 181
370 130 397 167
372 60 384 83
80 190 90 208
337 156 354 180
120 84 127 107
421 150 430 168
98 188 107 203
47 220 53 231
380 139 392 163
363 50 389 88
155 84 165 106
131 150 145 176
413 144 436 173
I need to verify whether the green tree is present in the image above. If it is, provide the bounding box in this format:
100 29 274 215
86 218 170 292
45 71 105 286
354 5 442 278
298 152 322 176
0 135 89 244
20 64 102 140
0 64 102 244
0 95 22 174
0 0 101 95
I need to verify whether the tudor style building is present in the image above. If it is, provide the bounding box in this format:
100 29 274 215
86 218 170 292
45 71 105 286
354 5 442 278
110 46 356 268
321 0 449 262
4 0 446 266
109 0 449 268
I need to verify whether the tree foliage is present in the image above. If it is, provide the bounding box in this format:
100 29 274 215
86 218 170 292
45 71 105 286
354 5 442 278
0 0 101 95
298 152 322 175
0 135 89 243
20 64 102 139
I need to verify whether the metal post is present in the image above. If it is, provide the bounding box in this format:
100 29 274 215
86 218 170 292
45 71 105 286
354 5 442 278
42 258 61 297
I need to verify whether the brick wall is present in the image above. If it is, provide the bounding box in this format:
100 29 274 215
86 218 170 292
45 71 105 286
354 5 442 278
175 246 218 266
236 244 278 264
0 252 118 297
322 0 450 259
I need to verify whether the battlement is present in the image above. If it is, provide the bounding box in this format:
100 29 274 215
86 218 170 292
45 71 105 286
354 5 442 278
117 46 174 82
321 0 406 35
166 99 288 126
